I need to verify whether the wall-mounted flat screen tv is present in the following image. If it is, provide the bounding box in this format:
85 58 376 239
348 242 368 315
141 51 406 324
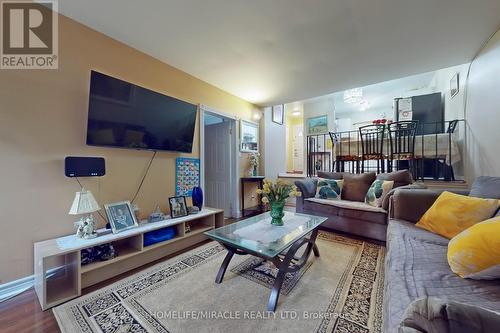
86 71 197 153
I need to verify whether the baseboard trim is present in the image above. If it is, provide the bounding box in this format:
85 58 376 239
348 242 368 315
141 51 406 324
0 274 34 303
0 267 61 303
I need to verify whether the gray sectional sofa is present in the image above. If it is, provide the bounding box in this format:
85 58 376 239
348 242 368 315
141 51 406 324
385 177 500 332
296 172 500 332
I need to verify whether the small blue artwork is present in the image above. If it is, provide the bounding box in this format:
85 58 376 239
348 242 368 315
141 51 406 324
175 157 200 196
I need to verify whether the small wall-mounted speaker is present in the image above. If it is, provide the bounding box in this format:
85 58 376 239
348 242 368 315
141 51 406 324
65 156 105 177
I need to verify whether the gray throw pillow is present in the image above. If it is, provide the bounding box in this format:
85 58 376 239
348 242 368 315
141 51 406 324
469 176 500 199
342 172 376 202
377 169 414 188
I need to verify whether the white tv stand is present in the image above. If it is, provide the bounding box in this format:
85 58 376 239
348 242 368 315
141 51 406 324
34 208 224 310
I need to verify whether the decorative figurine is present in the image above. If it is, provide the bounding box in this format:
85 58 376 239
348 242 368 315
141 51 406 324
69 188 101 239
148 205 167 223
188 206 200 214
75 215 98 239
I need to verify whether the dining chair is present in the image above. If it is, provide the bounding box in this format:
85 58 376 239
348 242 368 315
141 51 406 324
359 124 386 174
435 120 458 180
387 120 419 178
328 132 360 173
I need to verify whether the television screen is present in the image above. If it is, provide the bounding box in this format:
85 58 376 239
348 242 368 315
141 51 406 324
86 71 197 152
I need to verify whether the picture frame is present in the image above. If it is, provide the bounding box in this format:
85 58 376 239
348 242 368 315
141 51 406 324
450 73 459 98
307 115 328 135
272 104 284 125
104 201 139 234
169 196 189 218
240 120 259 153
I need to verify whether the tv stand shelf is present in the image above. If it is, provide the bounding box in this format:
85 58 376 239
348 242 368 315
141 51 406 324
34 208 224 310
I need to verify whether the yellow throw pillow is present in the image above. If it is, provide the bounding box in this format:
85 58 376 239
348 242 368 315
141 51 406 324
416 191 499 239
448 216 500 279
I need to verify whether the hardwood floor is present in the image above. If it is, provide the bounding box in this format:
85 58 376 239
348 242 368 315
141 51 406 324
0 239 211 333
0 288 59 333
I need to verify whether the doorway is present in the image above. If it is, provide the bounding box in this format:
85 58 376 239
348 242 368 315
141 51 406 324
200 106 238 218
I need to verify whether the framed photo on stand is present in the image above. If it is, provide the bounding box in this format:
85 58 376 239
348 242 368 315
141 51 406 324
169 196 189 218
104 201 139 234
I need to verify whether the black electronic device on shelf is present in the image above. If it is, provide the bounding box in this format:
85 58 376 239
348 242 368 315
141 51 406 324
65 156 105 177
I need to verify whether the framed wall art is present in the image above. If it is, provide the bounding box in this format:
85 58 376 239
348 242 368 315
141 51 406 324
240 120 259 152
307 115 328 135
272 104 284 125
175 157 200 196
450 73 459 98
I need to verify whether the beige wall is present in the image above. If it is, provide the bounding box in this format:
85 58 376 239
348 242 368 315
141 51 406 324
464 29 500 182
0 15 260 284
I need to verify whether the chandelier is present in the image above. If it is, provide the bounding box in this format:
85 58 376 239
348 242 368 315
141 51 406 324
343 88 363 104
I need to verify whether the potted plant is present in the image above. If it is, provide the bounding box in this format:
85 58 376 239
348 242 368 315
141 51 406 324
257 179 301 226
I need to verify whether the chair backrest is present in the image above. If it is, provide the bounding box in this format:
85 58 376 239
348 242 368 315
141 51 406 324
359 124 385 157
388 121 418 156
328 132 339 144
447 119 459 134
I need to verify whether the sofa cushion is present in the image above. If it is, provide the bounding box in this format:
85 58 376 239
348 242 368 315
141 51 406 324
384 219 500 333
377 169 413 188
342 172 376 202
306 198 387 225
470 176 500 199
317 171 344 180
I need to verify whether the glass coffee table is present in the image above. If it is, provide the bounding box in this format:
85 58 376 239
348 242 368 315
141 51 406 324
204 211 327 311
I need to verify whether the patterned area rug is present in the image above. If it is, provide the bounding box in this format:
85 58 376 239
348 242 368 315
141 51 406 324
53 231 385 333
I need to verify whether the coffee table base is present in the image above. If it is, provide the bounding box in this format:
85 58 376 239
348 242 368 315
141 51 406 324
214 229 320 312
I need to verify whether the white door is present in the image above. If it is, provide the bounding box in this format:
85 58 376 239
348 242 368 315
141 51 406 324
204 121 232 217
292 124 304 171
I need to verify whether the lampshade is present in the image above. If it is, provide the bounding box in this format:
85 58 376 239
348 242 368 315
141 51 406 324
68 189 100 215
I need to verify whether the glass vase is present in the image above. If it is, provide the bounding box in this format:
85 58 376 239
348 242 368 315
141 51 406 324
191 186 203 210
270 200 285 226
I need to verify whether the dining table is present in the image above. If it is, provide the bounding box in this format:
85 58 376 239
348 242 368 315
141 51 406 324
335 132 461 165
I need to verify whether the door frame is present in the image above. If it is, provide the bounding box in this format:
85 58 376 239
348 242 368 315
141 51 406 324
199 104 240 218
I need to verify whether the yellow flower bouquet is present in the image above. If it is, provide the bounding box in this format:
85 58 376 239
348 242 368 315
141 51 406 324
257 179 301 225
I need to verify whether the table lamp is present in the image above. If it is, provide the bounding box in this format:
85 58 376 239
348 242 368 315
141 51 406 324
69 188 100 239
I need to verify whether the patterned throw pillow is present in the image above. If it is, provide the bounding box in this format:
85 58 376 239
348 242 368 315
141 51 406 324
315 178 344 200
448 216 500 280
365 179 394 207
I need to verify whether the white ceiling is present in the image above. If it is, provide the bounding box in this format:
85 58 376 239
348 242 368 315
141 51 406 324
332 71 435 115
58 0 500 106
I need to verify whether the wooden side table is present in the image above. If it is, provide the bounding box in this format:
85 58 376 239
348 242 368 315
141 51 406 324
240 176 265 217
